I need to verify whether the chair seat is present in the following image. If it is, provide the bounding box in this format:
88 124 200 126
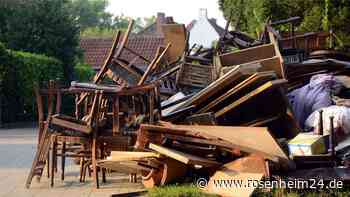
51 114 92 134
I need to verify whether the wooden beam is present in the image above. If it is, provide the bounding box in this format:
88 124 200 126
219 43 275 66
107 151 160 161
198 71 276 113
149 143 220 167
206 155 267 197
162 24 186 62
93 31 121 83
172 125 289 162
215 79 287 118
168 66 250 114
138 43 171 85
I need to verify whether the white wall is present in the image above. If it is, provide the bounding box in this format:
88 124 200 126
189 9 220 48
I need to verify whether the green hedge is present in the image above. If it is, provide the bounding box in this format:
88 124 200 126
74 62 95 82
0 42 64 122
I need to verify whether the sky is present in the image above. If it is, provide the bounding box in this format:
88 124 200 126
106 0 227 27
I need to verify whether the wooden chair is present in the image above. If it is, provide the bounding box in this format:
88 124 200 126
49 90 104 188
77 19 170 106
25 80 59 188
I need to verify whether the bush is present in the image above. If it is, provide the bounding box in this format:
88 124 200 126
74 62 95 82
0 42 64 122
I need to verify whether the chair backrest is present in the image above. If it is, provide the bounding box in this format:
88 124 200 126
35 80 62 143
78 90 105 129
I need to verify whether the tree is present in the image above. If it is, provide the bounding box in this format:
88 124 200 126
71 0 112 30
0 0 80 81
112 14 130 30
219 0 350 47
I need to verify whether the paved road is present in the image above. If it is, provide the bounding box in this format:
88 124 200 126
0 124 144 197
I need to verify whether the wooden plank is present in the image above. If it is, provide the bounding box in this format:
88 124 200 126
169 65 251 114
172 125 289 162
198 71 276 113
206 155 267 197
162 24 187 62
112 96 120 135
221 56 283 78
163 134 233 149
185 112 217 125
93 31 121 83
215 79 287 118
268 31 285 78
219 43 275 66
107 151 160 161
98 160 153 174
137 124 281 162
108 61 140 85
51 116 91 134
149 143 220 167
241 115 280 127
138 43 171 85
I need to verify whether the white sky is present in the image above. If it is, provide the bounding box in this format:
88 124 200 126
106 0 227 26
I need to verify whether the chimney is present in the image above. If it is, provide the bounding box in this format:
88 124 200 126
166 16 174 24
199 8 208 19
156 12 166 35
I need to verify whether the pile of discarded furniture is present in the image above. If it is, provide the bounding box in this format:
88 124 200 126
26 17 350 196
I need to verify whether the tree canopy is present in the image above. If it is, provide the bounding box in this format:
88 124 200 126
0 0 80 81
219 0 350 47
71 0 112 31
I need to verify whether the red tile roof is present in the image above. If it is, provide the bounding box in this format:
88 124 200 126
80 35 164 70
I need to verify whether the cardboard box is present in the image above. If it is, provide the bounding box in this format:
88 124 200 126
288 133 327 156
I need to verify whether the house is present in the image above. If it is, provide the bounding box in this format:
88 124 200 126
137 12 174 36
79 13 174 71
187 8 225 48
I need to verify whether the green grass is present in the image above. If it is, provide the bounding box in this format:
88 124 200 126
253 187 350 197
147 184 350 197
147 184 217 197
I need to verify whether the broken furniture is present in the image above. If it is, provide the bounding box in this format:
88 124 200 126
216 42 285 78
48 89 104 188
26 80 60 188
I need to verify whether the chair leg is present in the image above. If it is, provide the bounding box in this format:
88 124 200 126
50 137 57 187
79 157 84 182
82 161 90 182
100 144 106 183
102 168 106 183
47 150 50 178
61 142 66 181
92 138 99 189
129 173 137 183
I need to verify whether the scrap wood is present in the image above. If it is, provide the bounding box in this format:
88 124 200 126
161 24 187 63
241 115 281 127
142 157 188 188
110 190 147 197
205 155 267 197
149 143 221 167
185 112 217 125
172 125 290 164
215 79 287 118
162 105 195 122
107 151 161 161
176 62 214 88
97 160 153 174
197 71 276 113
138 43 172 85
219 43 275 67
221 56 284 78
136 124 289 165
168 65 251 114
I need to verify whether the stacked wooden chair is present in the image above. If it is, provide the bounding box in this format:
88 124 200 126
26 19 168 189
